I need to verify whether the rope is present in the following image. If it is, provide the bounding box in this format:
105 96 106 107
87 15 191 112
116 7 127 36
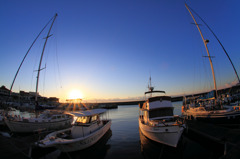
55 20 63 90
187 4 240 84
9 15 55 94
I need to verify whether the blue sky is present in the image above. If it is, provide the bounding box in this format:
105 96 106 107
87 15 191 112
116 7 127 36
0 0 240 102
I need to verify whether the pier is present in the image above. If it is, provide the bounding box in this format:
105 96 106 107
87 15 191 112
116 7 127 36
0 133 36 159
84 84 240 108
0 131 56 159
186 120 240 158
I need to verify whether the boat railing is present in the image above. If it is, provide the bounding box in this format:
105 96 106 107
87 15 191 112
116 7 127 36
56 130 72 139
148 116 185 127
102 119 110 125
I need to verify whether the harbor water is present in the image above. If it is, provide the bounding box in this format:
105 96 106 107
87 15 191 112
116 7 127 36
34 101 223 159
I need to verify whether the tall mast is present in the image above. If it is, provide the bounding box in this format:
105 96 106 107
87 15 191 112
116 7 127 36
185 4 218 99
9 17 54 96
35 13 58 104
187 5 240 84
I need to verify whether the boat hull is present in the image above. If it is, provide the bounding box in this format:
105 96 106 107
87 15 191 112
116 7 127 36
38 120 112 152
138 119 184 147
57 120 111 152
4 118 73 133
182 111 240 124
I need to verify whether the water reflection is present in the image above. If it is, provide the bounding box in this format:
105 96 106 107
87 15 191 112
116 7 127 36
139 128 223 159
58 129 112 159
37 129 112 159
139 128 183 159
32 104 224 159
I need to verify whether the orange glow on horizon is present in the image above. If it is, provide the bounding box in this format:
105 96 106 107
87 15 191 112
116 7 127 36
68 89 84 100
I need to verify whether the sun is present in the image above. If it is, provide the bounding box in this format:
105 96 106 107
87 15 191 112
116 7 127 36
68 89 84 100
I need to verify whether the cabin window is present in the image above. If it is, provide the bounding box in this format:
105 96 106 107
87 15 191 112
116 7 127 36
52 116 57 119
76 116 90 124
91 115 98 122
149 108 173 118
57 116 61 119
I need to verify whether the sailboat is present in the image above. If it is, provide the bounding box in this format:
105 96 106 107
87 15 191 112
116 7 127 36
182 4 240 124
139 77 185 147
4 13 73 133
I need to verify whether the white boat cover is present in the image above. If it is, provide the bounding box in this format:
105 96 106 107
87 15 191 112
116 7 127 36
142 96 173 110
69 109 107 117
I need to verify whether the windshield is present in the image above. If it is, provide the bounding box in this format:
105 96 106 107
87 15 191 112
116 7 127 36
149 108 173 118
76 116 90 124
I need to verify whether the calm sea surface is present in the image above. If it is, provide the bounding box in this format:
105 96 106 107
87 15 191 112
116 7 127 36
38 101 223 159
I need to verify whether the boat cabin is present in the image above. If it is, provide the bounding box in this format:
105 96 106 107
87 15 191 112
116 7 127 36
140 96 174 123
70 109 106 138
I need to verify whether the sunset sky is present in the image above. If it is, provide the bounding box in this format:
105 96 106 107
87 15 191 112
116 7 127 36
1 0 240 103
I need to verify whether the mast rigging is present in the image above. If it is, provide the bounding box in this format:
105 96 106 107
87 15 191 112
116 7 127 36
9 16 55 95
185 3 218 99
187 4 240 84
35 13 58 105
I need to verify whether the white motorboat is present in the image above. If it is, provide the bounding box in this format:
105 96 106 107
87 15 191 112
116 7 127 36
4 110 73 133
139 78 185 147
36 109 111 152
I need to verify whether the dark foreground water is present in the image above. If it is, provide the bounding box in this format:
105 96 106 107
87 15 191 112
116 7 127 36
35 102 223 159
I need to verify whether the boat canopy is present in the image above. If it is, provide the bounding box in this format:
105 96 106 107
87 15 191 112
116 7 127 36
70 109 107 117
142 96 173 110
148 96 171 103
145 90 165 94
